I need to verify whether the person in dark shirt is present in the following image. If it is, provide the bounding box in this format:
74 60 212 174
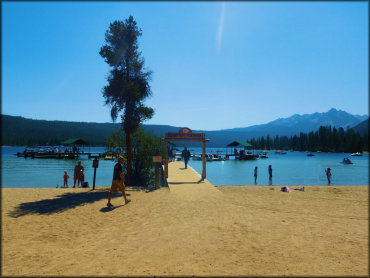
181 147 191 169
254 166 258 184
268 165 272 181
325 168 332 184
107 156 130 207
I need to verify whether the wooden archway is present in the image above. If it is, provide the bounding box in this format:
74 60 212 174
163 127 209 180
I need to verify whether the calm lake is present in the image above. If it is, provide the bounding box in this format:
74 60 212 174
1 146 368 188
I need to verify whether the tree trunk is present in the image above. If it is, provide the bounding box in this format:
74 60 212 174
125 130 133 186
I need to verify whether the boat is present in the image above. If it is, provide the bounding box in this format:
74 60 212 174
192 154 202 161
103 155 116 160
33 146 59 158
236 153 259 160
259 151 268 158
281 151 287 155
342 158 353 164
16 147 39 158
211 153 226 161
306 153 315 157
351 152 363 156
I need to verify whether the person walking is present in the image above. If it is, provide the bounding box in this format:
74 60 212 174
107 156 130 207
181 147 191 169
268 165 272 181
73 161 84 188
325 168 332 185
254 166 258 184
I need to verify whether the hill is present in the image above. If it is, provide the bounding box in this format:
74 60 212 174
352 119 369 136
223 108 367 137
1 108 368 147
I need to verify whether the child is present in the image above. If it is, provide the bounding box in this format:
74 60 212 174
63 171 69 188
79 169 85 187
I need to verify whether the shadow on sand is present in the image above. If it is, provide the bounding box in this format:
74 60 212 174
168 179 204 185
8 188 134 218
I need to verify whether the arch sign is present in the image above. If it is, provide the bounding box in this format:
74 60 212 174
164 127 209 180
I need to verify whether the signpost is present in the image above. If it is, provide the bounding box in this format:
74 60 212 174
153 155 162 189
92 158 99 190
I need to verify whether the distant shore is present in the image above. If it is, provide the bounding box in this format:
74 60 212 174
2 185 368 276
2 145 369 154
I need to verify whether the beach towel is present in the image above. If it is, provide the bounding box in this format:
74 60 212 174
281 186 291 193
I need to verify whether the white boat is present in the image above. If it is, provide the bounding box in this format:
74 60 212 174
259 151 268 158
192 154 202 160
210 154 225 161
350 152 363 156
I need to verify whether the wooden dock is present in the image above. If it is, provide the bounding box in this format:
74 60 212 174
166 161 222 200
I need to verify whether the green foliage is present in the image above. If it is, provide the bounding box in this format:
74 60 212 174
104 129 126 157
105 127 165 187
247 125 367 152
100 16 154 185
99 16 154 129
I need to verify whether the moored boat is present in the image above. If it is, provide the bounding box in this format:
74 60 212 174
259 151 268 158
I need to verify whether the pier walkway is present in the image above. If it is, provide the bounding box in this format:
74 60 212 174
166 161 222 200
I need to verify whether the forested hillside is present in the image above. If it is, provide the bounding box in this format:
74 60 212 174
2 114 368 150
1 115 183 146
1 115 254 147
247 126 368 153
2 115 120 146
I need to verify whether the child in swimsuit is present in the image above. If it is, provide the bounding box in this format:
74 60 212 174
63 171 69 188
79 169 85 187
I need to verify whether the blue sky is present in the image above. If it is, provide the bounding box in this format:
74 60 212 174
2 1 368 130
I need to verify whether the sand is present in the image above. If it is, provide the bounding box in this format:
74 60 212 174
2 164 368 276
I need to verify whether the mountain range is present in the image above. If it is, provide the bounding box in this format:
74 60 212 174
2 108 368 147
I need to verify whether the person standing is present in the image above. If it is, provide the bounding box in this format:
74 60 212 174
181 147 191 169
254 166 258 184
325 168 332 184
79 169 85 187
268 165 272 181
172 148 177 162
168 147 173 162
63 171 69 188
73 161 84 188
107 156 130 207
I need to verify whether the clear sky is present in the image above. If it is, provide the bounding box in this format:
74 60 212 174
2 1 368 130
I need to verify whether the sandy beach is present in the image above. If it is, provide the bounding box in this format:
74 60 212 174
2 166 368 276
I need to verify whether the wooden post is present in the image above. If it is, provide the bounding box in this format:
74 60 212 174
164 159 168 179
154 150 160 189
202 140 206 179
92 158 99 190
155 162 160 189
164 141 169 179
93 168 97 190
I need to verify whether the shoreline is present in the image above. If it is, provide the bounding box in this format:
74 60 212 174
2 145 369 153
2 185 368 276
2 184 368 189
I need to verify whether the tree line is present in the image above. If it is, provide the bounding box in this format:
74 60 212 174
2 115 120 146
247 126 368 153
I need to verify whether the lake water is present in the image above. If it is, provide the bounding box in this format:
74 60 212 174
1 146 368 188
